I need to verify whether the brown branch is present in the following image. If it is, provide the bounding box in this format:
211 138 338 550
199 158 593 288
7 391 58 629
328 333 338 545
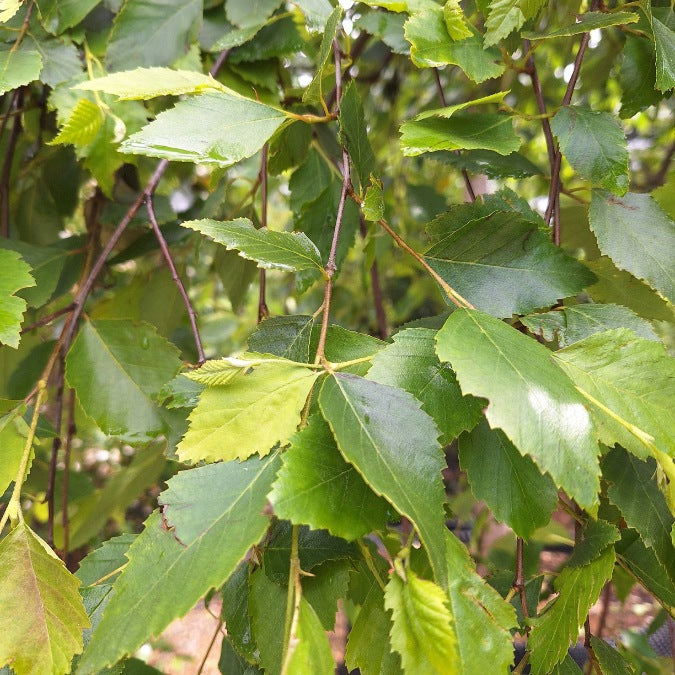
513 537 530 630
326 32 371 111
595 583 611 638
0 89 23 237
196 616 224 675
315 41 352 366
544 0 601 244
258 143 270 323
147 194 206 364
0 88 20 146
61 388 75 566
20 303 76 334
433 68 476 202
359 216 388 338
45 356 65 549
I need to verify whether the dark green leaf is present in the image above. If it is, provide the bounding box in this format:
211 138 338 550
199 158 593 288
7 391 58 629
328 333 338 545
436 149 541 178
522 11 639 40
302 560 352 630
459 419 558 539
551 106 629 195
248 315 314 362
249 568 287 674
221 563 257 662
270 415 391 540
589 190 675 303
368 327 484 444
566 519 620 568
620 36 663 118
76 534 136 587
436 309 600 509
590 635 634 675
319 372 448 587
339 81 376 189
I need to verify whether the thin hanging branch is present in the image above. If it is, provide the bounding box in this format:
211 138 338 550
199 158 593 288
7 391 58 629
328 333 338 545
359 216 388 339
61 388 76 566
146 194 206 364
20 303 76 334
0 89 23 237
544 0 601 244
433 68 476 202
314 40 353 366
45 356 65 549
258 143 270 323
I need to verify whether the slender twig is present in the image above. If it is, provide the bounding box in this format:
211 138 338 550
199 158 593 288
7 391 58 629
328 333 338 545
433 68 476 202
513 537 530 632
359 216 388 339
9 0 34 53
61 388 75 565
315 41 353 366
325 32 371 111
20 303 76 334
635 139 675 190
196 616 224 675
512 651 530 675
595 583 611 638
544 0 601 243
258 144 270 323
0 89 23 237
210 49 230 76
45 356 65 549
146 194 206 364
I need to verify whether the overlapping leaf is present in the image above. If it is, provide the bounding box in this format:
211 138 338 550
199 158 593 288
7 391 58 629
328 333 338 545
0 523 90 674
424 211 595 317
484 0 547 46
522 11 638 40
120 92 287 166
319 372 448 587
178 356 320 462
284 597 335 674
182 218 323 272
436 309 600 508
459 419 558 539
50 98 104 146
0 49 42 95
553 329 675 460
78 455 280 673
368 327 483 444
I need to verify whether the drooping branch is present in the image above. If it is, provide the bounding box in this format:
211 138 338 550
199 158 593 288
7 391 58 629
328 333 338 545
544 0 601 244
146 194 206 364
0 89 23 237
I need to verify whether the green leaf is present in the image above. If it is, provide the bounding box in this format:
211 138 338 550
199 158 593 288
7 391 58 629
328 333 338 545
413 91 510 120
565 519 620 568
74 67 228 100
620 36 663 118
226 0 282 28
221 563 257 662
522 11 639 39
551 106 629 195
319 372 448 587
0 49 42 95
384 568 458 675
0 0 20 22
590 636 634 675
356 9 409 54
76 534 136 587
78 454 280 673
459 419 558 539
0 409 28 496
363 178 385 222
293 0 334 32
65 319 182 439
368 327 484 444
345 582 402 675
284 597 335 673
249 568 287 674
589 191 675 303
303 560 352 630
652 15 675 91
522 303 659 348
177 357 320 462
270 415 391 540
339 81 376 189
483 0 526 47
248 315 314 363
105 0 203 72
443 0 472 40
182 218 323 272
437 149 542 178
34 0 100 33
401 113 520 156
424 211 595 317
443 531 517 672
602 448 675 578
303 6 342 104
404 8 505 82
120 92 287 167
1 240 68 309
553 329 674 460
0 523 89 674
436 309 600 509
0 249 34 349
49 98 104 147
528 547 615 675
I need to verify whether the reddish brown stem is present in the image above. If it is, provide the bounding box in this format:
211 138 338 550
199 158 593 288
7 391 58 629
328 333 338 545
20 304 76 334
146 194 206 364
